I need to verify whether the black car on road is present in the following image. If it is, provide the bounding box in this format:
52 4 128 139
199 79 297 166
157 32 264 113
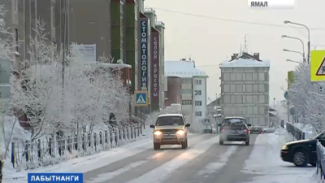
249 126 265 134
218 117 251 145
281 132 325 167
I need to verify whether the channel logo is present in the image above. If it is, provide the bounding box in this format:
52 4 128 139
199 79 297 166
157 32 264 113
247 0 295 9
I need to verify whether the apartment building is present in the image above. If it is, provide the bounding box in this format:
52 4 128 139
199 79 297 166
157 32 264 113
219 52 270 126
165 59 208 125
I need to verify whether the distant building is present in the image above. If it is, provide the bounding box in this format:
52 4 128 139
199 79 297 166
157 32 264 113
165 59 208 125
219 52 270 126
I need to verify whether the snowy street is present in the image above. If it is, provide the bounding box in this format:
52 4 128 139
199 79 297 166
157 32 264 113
5 129 317 183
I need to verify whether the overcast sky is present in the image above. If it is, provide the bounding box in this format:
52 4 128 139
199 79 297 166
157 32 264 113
145 0 325 105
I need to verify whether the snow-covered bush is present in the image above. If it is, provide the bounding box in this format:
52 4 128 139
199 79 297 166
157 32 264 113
288 62 325 133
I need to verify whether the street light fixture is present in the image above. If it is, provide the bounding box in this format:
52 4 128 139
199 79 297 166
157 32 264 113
281 35 306 62
283 49 304 58
286 59 302 64
284 20 310 63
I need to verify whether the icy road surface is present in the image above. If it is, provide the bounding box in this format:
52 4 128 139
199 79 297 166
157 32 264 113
82 132 315 183
6 131 317 183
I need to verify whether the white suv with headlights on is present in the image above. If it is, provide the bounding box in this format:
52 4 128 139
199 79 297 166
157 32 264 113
150 114 190 150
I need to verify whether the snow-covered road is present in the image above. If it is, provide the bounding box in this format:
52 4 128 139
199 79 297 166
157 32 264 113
4 130 318 183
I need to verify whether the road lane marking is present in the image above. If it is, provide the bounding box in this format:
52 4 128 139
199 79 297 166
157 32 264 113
71 134 211 173
197 146 238 176
125 136 220 183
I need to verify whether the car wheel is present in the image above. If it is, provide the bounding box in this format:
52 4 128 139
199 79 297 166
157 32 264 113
293 150 308 167
182 139 188 149
153 143 160 150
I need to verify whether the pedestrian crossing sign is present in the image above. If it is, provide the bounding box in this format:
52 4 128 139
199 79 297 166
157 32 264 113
311 50 325 82
134 91 148 107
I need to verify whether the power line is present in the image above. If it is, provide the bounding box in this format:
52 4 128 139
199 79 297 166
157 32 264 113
151 7 325 31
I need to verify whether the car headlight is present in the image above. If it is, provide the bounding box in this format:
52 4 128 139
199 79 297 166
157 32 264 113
281 145 288 150
154 131 162 136
177 130 185 135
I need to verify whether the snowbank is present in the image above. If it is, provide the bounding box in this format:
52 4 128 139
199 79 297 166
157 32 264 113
242 128 317 183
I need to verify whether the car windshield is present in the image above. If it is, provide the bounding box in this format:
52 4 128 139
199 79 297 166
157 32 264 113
223 118 246 125
156 116 184 126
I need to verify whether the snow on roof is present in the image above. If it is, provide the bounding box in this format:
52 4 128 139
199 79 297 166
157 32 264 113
165 60 208 78
220 58 270 68
85 62 132 68
220 53 270 68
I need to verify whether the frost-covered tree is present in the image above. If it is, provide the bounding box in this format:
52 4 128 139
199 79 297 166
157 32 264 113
288 62 325 133
8 19 131 140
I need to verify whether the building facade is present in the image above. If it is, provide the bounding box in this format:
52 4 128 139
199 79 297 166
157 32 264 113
165 59 208 125
219 52 270 126
164 76 181 107
193 76 208 123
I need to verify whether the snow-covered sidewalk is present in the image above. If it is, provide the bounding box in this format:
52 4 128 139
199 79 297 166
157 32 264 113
242 128 319 183
2 123 154 182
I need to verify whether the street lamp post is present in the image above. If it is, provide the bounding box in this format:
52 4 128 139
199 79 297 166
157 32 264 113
281 35 306 62
284 21 310 63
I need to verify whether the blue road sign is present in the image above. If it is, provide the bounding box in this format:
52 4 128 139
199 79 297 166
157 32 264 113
134 91 148 107
205 118 210 125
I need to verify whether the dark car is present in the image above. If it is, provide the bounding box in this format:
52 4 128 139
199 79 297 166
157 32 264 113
249 126 265 134
280 132 325 167
218 117 251 145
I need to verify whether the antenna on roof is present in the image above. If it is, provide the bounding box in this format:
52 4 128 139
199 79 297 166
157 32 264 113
243 35 248 53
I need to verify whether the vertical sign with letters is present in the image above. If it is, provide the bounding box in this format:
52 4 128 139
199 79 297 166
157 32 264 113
140 19 148 89
151 29 160 110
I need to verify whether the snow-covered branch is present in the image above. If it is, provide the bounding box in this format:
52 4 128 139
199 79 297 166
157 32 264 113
288 63 325 133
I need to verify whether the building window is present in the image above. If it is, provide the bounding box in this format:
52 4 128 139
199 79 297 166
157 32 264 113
195 111 202 116
181 78 192 84
194 90 201 95
182 100 192 105
181 89 192 94
195 79 202 85
195 101 202 106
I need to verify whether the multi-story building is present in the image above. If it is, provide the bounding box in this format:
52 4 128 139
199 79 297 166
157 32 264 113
68 0 112 60
219 52 270 126
165 59 208 125
164 76 181 106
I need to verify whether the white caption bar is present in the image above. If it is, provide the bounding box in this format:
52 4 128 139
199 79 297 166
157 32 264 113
248 0 295 9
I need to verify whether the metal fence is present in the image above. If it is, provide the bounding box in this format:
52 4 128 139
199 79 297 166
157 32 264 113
316 141 325 180
286 123 305 140
10 125 143 170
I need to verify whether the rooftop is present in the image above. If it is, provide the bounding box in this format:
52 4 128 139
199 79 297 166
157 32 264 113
220 52 270 68
165 60 208 78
